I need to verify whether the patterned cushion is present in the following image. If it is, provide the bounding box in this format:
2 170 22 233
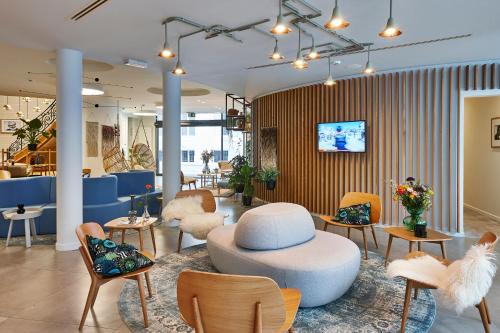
86 235 153 277
334 202 371 225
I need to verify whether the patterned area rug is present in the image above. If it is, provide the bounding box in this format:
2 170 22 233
0 234 56 246
118 245 436 333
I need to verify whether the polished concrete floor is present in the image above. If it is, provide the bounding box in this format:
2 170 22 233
0 198 498 333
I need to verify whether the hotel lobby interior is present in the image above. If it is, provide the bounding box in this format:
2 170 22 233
0 0 500 332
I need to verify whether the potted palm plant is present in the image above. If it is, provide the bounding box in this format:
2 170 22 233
13 118 56 151
240 163 255 206
257 167 280 190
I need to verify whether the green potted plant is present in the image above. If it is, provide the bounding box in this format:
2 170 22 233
240 163 255 206
13 118 56 151
228 155 247 193
257 167 280 190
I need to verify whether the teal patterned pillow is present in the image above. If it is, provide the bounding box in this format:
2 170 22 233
86 235 153 277
334 202 371 225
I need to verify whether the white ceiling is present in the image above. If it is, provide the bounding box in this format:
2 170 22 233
0 0 499 101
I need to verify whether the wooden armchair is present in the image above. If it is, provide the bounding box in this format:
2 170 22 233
177 270 301 333
175 189 216 253
320 192 382 259
396 232 498 333
75 222 154 329
180 171 197 190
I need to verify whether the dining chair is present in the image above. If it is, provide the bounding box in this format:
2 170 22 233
180 171 197 190
320 192 382 259
175 189 216 253
75 222 154 329
390 231 498 333
177 270 301 333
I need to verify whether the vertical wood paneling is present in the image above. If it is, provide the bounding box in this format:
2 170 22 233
252 63 500 233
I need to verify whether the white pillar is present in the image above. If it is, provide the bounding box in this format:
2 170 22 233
56 48 83 251
162 71 181 203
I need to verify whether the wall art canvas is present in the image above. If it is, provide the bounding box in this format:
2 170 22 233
491 117 500 148
1 119 23 133
260 127 277 169
86 121 98 157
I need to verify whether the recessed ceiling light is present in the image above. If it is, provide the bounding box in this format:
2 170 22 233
133 112 157 116
82 83 104 96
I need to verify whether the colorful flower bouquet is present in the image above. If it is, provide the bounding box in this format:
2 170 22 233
391 177 434 231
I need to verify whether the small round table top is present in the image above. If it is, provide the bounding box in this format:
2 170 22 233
384 226 452 242
104 216 157 230
2 208 42 220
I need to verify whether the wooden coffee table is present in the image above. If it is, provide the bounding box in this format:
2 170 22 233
104 217 158 256
384 226 452 266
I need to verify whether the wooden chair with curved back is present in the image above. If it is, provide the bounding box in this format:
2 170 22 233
320 192 382 260
180 171 197 190
398 231 498 333
0 170 11 179
177 270 301 333
75 222 154 329
175 189 216 253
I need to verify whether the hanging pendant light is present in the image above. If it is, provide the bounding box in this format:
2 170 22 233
3 96 12 110
324 0 350 30
269 39 284 60
270 0 291 35
292 28 308 69
16 96 23 119
172 38 186 75
324 56 336 86
159 22 176 59
306 36 320 60
379 0 402 38
363 44 375 75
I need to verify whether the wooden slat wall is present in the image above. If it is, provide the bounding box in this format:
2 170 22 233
252 63 500 233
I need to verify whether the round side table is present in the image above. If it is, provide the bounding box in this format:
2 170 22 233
2 208 42 248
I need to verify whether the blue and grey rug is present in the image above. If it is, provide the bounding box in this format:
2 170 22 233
118 245 436 332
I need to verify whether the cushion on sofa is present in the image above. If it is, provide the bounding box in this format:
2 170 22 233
234 203 316 250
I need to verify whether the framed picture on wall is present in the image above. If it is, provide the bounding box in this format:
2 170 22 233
492 117 500 148
1 119 23 133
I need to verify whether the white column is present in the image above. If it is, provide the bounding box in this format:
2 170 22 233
56 48 83 251
162 71 181 203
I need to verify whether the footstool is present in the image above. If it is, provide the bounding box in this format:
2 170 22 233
207 203 360 307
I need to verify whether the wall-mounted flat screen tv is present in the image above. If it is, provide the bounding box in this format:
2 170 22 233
317 120 366 152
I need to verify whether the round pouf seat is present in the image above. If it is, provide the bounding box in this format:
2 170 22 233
207 204 360 307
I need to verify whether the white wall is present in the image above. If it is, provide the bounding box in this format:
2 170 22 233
464 96 500 219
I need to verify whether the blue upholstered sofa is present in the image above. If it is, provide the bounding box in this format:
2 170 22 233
0 170 161 237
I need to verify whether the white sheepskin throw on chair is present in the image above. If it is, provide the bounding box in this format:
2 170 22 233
387 244 496 314
162 196 204 221
441 244 496 313
180 213 224 240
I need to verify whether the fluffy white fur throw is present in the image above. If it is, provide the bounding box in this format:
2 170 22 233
387 244 496 314
180 213 224 240
161 196 204 221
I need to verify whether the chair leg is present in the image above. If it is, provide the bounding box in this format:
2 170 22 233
323 222 328 231
79 279 98 330
483 298 491 324
361 227 368 260
144 272 153 298
91 285 100 307
136 276 149 328
347 228 351 239
476 300 490 333
177 230 184 253
400 280 413 333
370 225 378 249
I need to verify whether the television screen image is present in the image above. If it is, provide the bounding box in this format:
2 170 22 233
317 121 366 152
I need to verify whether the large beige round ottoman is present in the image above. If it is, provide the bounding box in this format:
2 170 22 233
207 203 360 307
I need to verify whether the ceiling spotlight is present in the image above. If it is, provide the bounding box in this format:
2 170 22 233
159 23 176 59
82 83 105 96
324 56 336 86
269 40 284 60
379 0 402 38
270 0 291 35
306 37 320 60
293 28 308 70
324 0 350 30
363 44 375 75
172 38 186 75
2 96 12 110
